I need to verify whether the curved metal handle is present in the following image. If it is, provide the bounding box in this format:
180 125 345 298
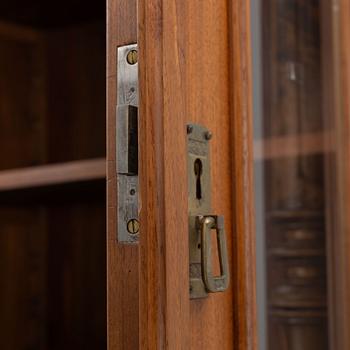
198 215 230 293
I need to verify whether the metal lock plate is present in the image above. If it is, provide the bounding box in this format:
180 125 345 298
116 44 139 243
187 124 230 299
187 124 212 299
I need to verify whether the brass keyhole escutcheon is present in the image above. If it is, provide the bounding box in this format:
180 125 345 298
187 123 230 299
194 158 203 200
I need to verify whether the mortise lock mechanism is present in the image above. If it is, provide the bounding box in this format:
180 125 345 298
116 44 139 243
187 124 230 299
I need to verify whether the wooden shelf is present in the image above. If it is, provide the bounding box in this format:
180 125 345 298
0 158 105 192
253 131 333 160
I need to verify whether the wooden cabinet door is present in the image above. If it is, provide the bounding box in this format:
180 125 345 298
107 1 257 349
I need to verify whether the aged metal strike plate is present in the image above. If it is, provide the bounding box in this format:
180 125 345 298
187 123 212 299
116 44 139 243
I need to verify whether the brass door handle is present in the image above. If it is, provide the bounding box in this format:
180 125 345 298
198 215 230 293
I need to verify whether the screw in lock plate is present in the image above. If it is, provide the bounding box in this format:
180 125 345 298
187 124 194 134
204 131 213 140
126 49 138 65
127 219 140 234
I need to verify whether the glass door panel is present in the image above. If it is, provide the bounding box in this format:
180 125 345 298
251 0 340 348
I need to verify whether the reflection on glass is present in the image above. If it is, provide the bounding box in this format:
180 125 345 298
253 1 330 349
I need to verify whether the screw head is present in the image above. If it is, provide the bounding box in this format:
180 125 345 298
127 219 140 234
126 49 138 65
187 124 193 134
204 131 213 140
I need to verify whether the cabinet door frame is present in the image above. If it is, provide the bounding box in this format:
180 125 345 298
107 1 139 349
322 1 350 349
107 1 257 348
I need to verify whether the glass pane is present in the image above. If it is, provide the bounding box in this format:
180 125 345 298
251 0 342 348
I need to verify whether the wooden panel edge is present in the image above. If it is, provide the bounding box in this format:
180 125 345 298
107 0 139 349
321 0 350 349
138 0 191 348
228 0 258 349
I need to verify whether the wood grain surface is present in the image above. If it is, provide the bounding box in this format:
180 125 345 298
45 22 106 163
107 0 139 349
138 0 190 348
46 201 106 350
0 25 45 170
107 0 256 348
229 1 257 349
322 0 350 348
0 24 48 350
137 0 256 349
0 207 47 350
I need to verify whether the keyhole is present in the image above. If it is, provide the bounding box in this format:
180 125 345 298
194 158 203 200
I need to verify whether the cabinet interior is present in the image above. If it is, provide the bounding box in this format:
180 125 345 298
0 1 106 349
